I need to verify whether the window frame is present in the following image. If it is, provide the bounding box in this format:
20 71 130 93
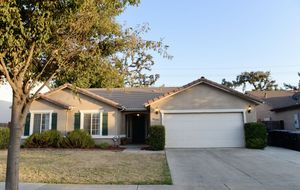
29 110 53 136
80 110 103 137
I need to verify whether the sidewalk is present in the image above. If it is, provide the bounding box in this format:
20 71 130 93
0 183 178 190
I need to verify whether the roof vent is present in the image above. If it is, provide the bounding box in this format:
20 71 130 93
200 76 205 79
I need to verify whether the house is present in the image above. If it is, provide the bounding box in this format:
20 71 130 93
25 77 261 148
0 83 50 124
247 91 300 130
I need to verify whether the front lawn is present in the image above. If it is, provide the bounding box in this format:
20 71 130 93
0 149 172 184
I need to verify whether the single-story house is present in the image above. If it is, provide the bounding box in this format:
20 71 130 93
247 91 300 131
25 77 261 148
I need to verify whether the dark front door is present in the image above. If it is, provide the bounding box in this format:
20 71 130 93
132 114 146 143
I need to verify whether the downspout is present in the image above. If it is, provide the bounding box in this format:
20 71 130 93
65 110 68 136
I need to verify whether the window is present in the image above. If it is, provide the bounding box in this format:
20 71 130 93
33 113 50 133
83 113 101 135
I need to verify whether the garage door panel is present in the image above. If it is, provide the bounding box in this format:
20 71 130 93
163 112 244 148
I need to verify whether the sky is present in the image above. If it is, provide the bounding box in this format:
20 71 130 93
117 0 300 87
1 0 300 103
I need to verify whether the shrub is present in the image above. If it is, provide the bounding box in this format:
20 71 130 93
24 130 62 148
244 122 267 149
61 130 95 149
96 142 110 149
148 125 165 150
0 128 9 149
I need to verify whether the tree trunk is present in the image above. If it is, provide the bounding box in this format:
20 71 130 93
5 92 28 190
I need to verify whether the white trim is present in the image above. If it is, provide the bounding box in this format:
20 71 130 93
161 109 246 125
92 134 126 139
100 112 103 135
80 110 103 135
24 110 53 137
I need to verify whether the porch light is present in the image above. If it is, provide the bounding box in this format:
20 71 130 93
154 108 160 114
247 105 252 113
136 113 140 117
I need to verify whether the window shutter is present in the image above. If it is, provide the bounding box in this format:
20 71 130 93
102 112 108 136
24 113 30 136
51 113 58 130
74 113 81 130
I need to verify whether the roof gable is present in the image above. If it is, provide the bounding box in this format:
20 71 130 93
145 77 262 106
43 84 122 109
35 95 73 109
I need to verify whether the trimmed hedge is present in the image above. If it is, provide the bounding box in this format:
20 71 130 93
24 130 62 148
244 122 267 149
148 125 165 150
61 130 95 149
0 128 9 149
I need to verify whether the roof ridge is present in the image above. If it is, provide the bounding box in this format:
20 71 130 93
145 77 262 106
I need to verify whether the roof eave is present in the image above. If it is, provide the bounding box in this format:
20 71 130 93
145 78 263 106
42 84 123 109
271 104 300 112
38 95 73 110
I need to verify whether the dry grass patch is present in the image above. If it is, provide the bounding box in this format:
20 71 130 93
0 149 171 184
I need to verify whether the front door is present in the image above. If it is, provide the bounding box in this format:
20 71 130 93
132 114 146 143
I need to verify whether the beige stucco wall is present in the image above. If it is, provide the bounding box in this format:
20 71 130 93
29 100 67 135
274 109 300 131
149 84 258 125
254 103 275 121
253 103 300 131
29 89 122 137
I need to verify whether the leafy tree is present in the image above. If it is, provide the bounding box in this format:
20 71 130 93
53 24 171 88
115 24 172 87
0 1 144 189
284 72 300 90
222 71 278 91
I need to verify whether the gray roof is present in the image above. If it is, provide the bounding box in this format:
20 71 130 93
247 91 300 111
88 87 178 111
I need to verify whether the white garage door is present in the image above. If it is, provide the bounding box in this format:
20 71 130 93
163 112 245 148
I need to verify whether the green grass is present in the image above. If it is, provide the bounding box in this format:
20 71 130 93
0 149 172 184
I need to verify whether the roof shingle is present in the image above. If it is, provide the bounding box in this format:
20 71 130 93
88 87 178 111
246 91 300 112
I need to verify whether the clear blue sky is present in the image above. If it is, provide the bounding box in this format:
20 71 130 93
117 0 300 88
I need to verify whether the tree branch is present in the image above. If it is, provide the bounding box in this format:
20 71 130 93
30 72 57 100
24 56 54 95
29 55 73 99
0 54 17 91
18 43 35 80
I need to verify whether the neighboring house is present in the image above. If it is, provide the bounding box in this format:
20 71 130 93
26 77 261 148
0 83 50 124
247 91 300 130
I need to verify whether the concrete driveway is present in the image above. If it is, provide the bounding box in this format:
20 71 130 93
166 147 300 190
